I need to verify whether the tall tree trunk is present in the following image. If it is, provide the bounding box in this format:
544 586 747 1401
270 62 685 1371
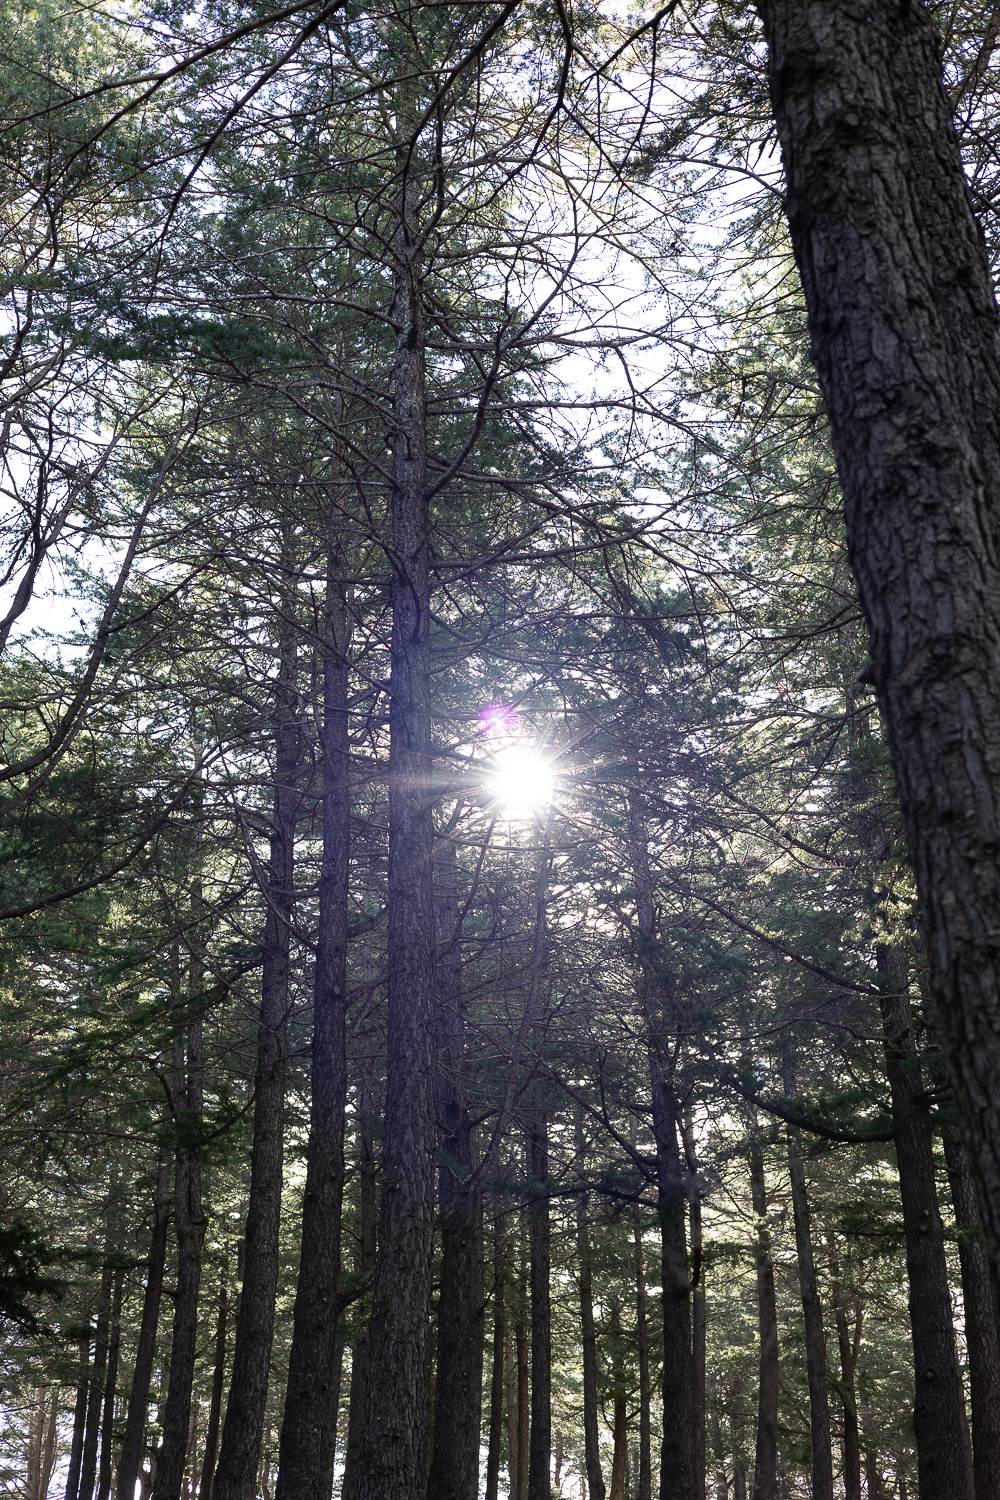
516 1239 530 1500
215 623 299 1500
754 0 1000 1310
485 1223 506 1500
27 1389 44 1500
80 1263 114 1500
428 835 485 1500
505 1319 518 1500
354 102 437 1500
527 1119 551 1500
66 1338 91 1500
39 1392 57 1500
276 555 351 1500
95 1268 123 1500
633 1207 652 1500
749 1146 778 1500
341 1092 378 1500
690 1190 706 1500
783 1077 834 1500
944 1130 1000 1500
154 929 207 1500
578 1196 606 1500
651 1047 693 1500
198 1280 229 1500
118 1149 171 1500
875 947 973 1500
825 1240 861 1500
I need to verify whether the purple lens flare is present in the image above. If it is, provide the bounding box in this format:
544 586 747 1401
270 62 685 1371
477 703 518 738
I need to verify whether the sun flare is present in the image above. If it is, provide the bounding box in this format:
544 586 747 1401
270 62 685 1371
488 744 554 817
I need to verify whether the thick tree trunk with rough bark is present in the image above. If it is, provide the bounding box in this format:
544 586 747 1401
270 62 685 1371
783 1080 834 1500
577 1196 606 1500
214 626 299 1500
749 1146 778 1500
354 105 437 1500
117 1149 171 1500
427 836 484 1500
754 0 1000 1304
527 1119 551 1500
944 1130 1000 1500
873 950 974 1500
276 559 351 1500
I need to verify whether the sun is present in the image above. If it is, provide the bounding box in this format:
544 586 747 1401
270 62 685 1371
488 743 555 817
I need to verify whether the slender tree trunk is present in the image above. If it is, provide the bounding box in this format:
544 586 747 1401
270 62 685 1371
516 1249 530 1500
754 0 1000 1310
198 1280 229 1500
749 1146 778 1500
154 931 207 1500
354 103 437 1500
527 1119 551 1500
609 1399 628 1500
634 1208 652 1500
783 1078 834 1500
651 1048 693 1500
875 948 973 1500
944 1130 1000 1500
505 1316 518 1500
66 1339 91 1500
860 1389 884 1500
578 1196 606 1500
276 554 351 1500
428 835 485 1500
39 1392 57 1500
118 1149 171 1500
690 1192 706 1500
80 1264 114 1500
825 1241 861 1500
341 1096 378 1500
95 1269 123 1500
215 623 299 1500
485 1223 506 1500
27 1389 44 1500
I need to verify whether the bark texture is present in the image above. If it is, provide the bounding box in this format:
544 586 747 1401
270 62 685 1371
527 1119 551 1500
117 1150 171 1500
214 629 299 1500
353 108 437 1500
427 835 484 1500
945 1130 1000 1500
276 563 350 1500
755 0 1000 1306
749 1147 778 1500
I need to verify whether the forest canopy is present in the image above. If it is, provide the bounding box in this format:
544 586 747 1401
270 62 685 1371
3 4 1000 1500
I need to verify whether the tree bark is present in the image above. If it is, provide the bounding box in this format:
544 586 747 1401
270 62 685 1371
79 1263 114 1500
749 1146 778 1500
95 1268 123 1500
875 948 973 1500
754 0 1000 1311
527 1119 551 1500
690 1190 706 1500
276 555 351 1500
783 1078 834 1500
651 1048 693 1500
516 1238 530 1500
198 1280 229 1500
118 1149 171 1500
354 101 437 1500
944 1129 1000 1500
214 622 299 1500
39 1391 57 1500
153 936 207 1500
577 1196 606 1500
341 1091 378 1500
633 1207 652 1500
427 834 484 1500
485 1223 506 1500
66 1338 91 1500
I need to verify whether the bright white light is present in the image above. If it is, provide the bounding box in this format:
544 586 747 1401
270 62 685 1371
488 745 554 817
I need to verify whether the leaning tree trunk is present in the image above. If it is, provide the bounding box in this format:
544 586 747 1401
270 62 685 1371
427 835 485 1500
875 948 973 1500
117 1148 171 1500
527 1118 551 1500
749 1146 778 1500
944 1130 1000 1500
755 0 1000 1308
354 108 437 1500
213 624 299 1500
275 555 351 1500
